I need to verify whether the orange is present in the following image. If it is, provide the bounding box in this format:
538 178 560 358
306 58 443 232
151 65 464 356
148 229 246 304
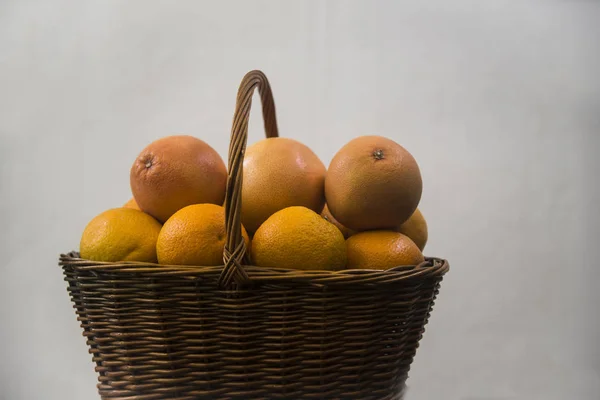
240 137 326 233
321 203 355 239
130 135 227 223
251 206 346 271
157 203 250 266
346 231 424 270
80 208 161 262
123 197 140 210
325 135 422 231
397 208 428 251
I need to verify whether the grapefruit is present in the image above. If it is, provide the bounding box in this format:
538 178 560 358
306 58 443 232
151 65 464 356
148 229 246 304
240 137 326 233
130 135 227 222
325 135 422 231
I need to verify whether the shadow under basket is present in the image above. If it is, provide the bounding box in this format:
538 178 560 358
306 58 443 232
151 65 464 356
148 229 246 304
59 70 449 400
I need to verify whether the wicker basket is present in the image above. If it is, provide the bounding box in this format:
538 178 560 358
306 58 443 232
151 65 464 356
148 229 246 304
59 70 449 400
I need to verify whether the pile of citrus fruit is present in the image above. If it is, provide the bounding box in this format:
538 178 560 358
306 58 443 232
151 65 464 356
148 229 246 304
80 134 428 271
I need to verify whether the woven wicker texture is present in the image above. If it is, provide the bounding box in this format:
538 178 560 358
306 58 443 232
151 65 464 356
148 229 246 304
59 70 449 400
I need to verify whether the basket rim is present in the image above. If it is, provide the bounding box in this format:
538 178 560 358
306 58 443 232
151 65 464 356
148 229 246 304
60 252 449 286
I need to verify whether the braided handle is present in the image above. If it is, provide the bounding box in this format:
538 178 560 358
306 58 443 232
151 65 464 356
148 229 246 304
218 70 279 288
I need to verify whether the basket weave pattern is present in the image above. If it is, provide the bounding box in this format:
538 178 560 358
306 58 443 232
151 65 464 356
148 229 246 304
60 70 449 400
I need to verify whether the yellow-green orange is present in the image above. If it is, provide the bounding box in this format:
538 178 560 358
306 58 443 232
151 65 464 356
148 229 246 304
80 208 161 262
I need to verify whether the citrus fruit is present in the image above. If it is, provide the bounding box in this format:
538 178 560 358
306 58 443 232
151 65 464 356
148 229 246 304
321 203 355 239
130 135 227 222
346 231 424 270
80 208 161 262
156 203 250 266
251 206 346 271
325 135 422 231
241 137 326 233
123 197 140 210
397 208 428 251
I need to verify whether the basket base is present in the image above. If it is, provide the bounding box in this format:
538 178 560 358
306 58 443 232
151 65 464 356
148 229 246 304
98 384 406 400
60 254 447 400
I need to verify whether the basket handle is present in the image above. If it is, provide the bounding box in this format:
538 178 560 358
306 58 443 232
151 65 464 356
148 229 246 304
219 70 279 288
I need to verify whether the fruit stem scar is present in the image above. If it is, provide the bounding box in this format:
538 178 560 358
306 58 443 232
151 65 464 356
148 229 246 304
143 156 153 168
373 149 385 160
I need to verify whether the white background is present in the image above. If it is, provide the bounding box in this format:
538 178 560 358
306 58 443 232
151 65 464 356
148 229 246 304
1 1 599 399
